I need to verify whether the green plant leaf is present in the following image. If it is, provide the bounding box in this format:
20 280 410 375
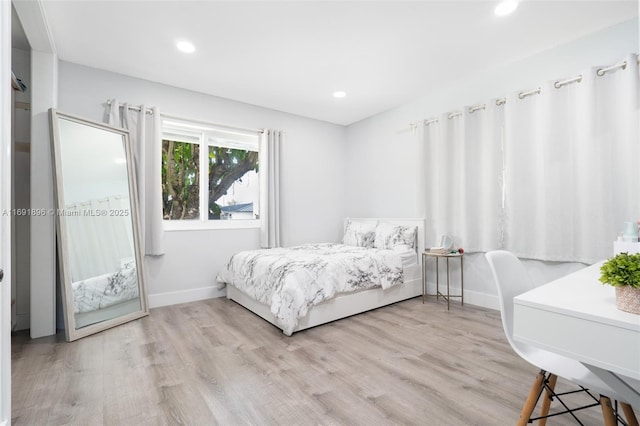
599 252 640 288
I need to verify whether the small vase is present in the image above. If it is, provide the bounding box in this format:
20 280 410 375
615 286 640 315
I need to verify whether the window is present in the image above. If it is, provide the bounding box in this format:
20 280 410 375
161 118 260 229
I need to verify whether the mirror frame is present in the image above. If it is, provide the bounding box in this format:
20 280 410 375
49 108 149 341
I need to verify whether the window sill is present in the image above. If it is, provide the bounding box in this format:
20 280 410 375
163 219 260 232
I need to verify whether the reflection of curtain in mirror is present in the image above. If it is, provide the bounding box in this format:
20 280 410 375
65 195 134 282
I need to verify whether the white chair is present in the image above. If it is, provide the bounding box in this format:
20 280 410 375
485 250 638 426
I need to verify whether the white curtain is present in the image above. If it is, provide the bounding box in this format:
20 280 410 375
504 54 639 263
107 99 164 256
259 129 283 248
65 195 134 281
423 102 504 252
424 113 462 248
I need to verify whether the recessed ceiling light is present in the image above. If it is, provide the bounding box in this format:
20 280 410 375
333 91 346 98
176 40 195 53
494 0 518 16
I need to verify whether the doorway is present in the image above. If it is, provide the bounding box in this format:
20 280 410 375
10 4 31 333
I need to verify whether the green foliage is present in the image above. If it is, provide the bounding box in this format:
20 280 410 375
161 139 258 220
161 140 200 220
207 146 259 209
599 252 640 288
209 201 221 220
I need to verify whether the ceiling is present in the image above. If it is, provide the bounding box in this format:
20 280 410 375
27 1 640 125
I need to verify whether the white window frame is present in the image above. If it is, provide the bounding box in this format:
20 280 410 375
161 118 261 231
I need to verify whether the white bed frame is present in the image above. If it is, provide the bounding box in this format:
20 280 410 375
226 218 425 335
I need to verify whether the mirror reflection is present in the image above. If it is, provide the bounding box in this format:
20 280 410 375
50 110 148 340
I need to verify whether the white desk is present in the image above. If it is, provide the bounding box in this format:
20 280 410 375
513 262 640 407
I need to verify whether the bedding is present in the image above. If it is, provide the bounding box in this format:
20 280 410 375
342 219 377 248
395 246 418 267
217 243 405 335
375 222 418 250
72 263 139 313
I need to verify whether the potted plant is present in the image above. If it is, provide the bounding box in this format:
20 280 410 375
599 252 640 314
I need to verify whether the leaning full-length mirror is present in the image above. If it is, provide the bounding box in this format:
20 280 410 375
49 109 148 341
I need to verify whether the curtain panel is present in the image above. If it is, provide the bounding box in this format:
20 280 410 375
107 99 164 256
423 102 504 253
259 129 283 248
423 53 638 263
504 53 639 263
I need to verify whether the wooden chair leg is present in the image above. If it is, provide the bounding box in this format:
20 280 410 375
517 370 546 426
600 396 617 426
621 402 639 426
538 374 557 426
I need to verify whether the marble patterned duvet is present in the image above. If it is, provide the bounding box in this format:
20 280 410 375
72 264 139 313
217 243 405 335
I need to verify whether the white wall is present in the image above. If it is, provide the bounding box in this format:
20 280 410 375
30 50 57 337
345 19 639 309
43 17 640 324
57 62 347 307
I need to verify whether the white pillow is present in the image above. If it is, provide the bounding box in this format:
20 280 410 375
343 219 377 248
374 223 417 250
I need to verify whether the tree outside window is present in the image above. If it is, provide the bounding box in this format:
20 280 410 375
162 140 200 220
161 120 260 226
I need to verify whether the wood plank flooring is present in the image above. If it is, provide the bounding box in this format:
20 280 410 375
12 297 605 425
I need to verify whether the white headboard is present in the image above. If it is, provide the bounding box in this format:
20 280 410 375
344 217 426 254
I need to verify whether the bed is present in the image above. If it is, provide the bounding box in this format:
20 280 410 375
218 218 425 335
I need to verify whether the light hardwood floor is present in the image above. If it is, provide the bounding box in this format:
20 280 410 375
12 297 605 425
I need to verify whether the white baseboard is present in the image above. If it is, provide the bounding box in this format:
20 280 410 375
148 285 225 309
463 290 499 311
425 284 499 311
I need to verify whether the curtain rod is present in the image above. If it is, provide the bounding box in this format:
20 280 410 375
518 87 541 99
417 54 639 128
468 103 486 114
597 60 627 76
106 99 263 134
554 75 582 89
106 99 152 114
